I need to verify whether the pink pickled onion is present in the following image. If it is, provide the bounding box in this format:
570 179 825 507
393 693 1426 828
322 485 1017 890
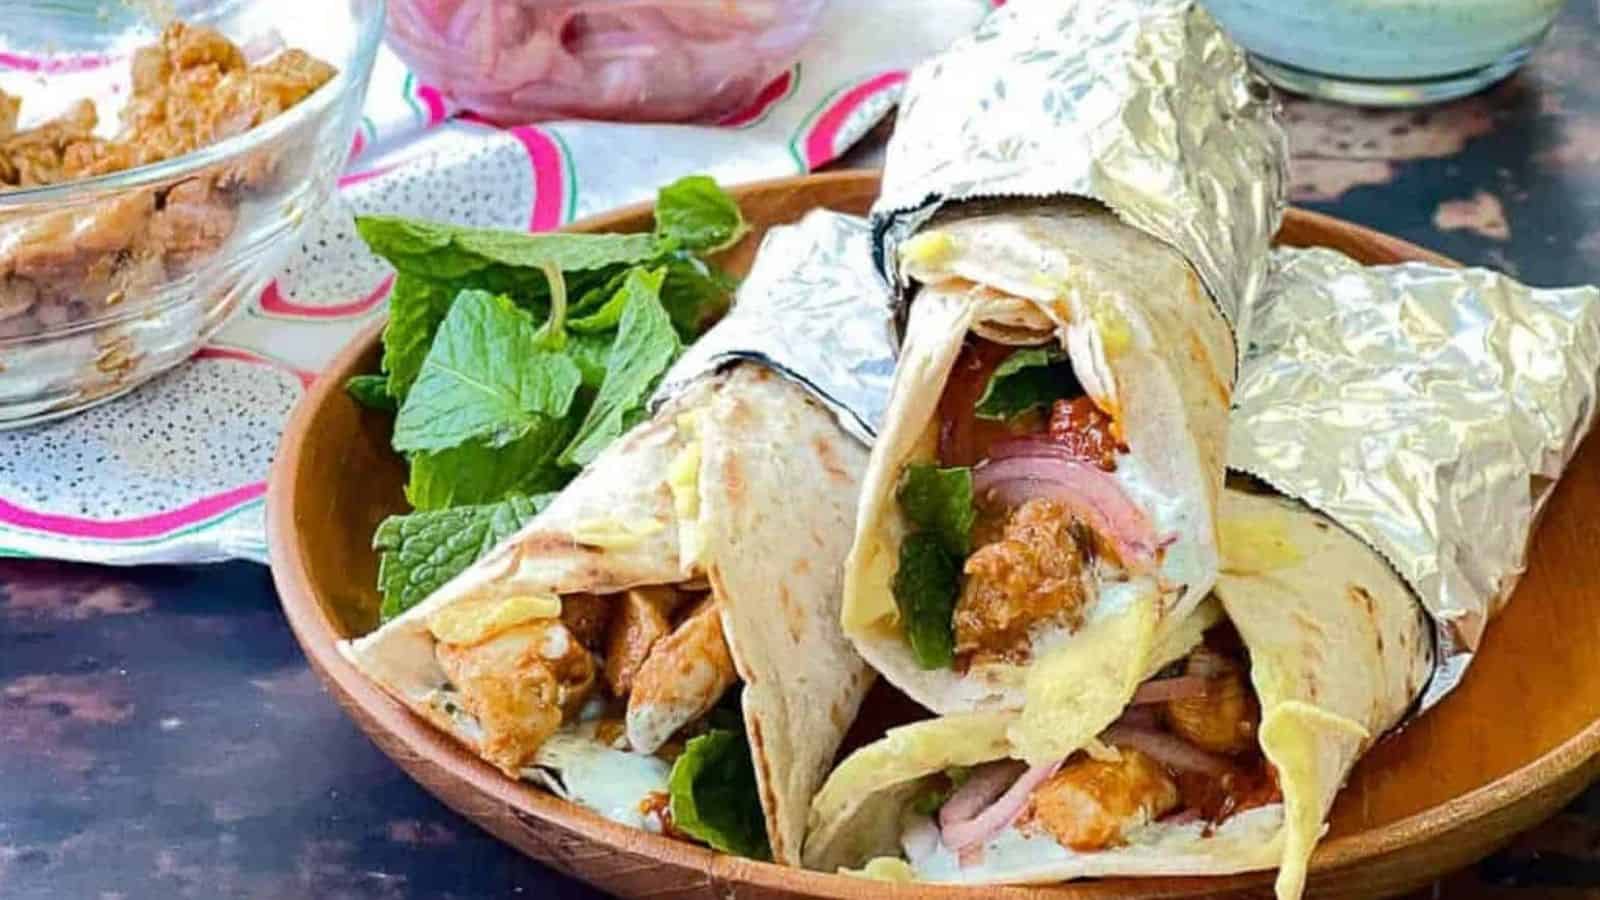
1129 675 1212 705
387 0 823 123
971 454 1163 570
938 760 1027 830
1101 725 1232 776
1113 704 1160 730
940 759 1062 851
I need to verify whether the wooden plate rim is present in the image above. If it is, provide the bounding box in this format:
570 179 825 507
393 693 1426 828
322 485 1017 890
267 170 1593 897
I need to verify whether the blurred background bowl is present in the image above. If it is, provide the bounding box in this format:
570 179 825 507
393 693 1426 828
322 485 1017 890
385 0 825 124
0 0 384 427
1202 0 1564 107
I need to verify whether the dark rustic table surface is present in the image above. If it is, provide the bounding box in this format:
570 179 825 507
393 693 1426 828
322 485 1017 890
6 7 1600 899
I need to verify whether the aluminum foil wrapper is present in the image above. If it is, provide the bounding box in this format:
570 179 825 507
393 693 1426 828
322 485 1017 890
649 210 896 444
1231 246 1600 714
871 0 1287 343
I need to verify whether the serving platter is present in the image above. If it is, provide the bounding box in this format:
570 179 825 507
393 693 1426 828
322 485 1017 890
268 170 1600 899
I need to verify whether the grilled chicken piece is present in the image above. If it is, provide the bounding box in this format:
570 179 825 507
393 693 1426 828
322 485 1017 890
1163 647 1260 756
625 597 737 754
0 100 100 187
603 587 687 697
149 178 238 271
558 592 613 651
0 90 17 140
434 620 596 776
1026 748 1179 851
954 498 1096 665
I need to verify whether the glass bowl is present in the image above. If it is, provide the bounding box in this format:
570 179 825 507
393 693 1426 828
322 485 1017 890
0 0 385 427
1202 0 1564 107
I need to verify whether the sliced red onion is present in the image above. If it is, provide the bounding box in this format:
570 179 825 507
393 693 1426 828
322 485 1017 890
1129 675 1212 705
938 760 1028 830
940 759 1062 852
971 455 1162 570
1113 704 1160 730
1101 724 1232 776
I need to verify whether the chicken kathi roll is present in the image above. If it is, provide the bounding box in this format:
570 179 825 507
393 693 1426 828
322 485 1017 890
843 200 1237 764
812 484 1430 899
342 212 887 865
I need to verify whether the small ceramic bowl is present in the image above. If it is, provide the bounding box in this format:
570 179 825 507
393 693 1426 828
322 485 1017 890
0 0 385 427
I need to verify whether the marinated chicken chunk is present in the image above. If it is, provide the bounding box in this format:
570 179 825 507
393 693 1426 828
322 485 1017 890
1173 764 1281 825
625 597 738 754
558 592 613 651
1048 396 1124 472
0 100 105 187
120 23 334 161
1026 748 1179 851
148 178 238 270
603 586 686 697
1163 646 1261 756
0 90 17 140
954 498 1096 665
434 620 596 776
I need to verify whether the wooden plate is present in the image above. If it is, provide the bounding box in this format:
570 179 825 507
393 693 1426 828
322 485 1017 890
268 170 1600 900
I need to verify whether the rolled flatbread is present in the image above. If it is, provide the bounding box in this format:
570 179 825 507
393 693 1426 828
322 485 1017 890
811 486 1431 899
343 363 874 865
845 200 1235 763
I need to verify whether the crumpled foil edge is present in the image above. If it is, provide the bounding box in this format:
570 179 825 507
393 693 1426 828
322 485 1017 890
1229 246 1600 717
869 0 1288 353
648 209 896 446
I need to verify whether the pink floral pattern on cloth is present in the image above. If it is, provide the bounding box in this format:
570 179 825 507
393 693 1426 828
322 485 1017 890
0 2 988 565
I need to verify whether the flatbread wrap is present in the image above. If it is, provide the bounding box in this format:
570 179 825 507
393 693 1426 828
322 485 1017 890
843 200 1237 763
811 484 1431 899
341 210 889 866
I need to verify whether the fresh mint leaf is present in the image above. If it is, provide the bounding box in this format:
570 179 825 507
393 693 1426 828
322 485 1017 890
660 256 736 339
406 419 577 511
910 785 951 816
381 266 563 402
567 331 615 390
667 728 771 860
382 274 458 401
559 268 679 467
567 277 631 334
375 493 548 621
897 465 975 557
356 216 662 280
974 346 1082 421
393 291 582 454
893 533 960 670
568 269 630 320
345 374 396 412
654 175 748 253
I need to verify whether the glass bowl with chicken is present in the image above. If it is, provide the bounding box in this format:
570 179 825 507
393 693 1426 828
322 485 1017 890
811 486 1434 900
0 0 382 426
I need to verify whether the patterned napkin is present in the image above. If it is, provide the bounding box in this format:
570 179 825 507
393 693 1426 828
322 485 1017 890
0 1 987 565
